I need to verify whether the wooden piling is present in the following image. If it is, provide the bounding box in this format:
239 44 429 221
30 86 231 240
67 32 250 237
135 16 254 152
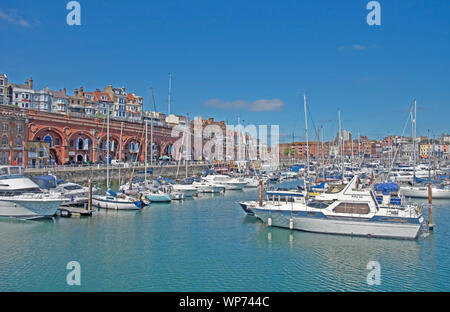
259 180 263 207
88 179 92 212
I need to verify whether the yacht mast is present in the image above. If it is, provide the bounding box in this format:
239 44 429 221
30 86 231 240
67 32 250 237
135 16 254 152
145 119 148 182
106 105 110 190
321 125 325 182
338 109 344 183
118 122 123 187
413 100 417 186
168 73 172 116
150 87 155 167
304 93 310 181
185 113 189 178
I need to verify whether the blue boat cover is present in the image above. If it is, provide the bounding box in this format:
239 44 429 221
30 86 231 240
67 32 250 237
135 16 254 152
32 175 57 189
107 189 117 197
414 176 442 184
313 182 326 189
374 183 399 195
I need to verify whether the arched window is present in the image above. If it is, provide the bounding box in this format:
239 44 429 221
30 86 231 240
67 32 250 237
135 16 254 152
83 138 89 150
134 143 139 153
43 135 53 147
77 138 83 150
129 142 135 152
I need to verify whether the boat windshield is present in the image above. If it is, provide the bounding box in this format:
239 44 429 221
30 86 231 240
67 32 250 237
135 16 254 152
326 184 346 194
0 167 25 179
307 200 334 209
63 185 83 191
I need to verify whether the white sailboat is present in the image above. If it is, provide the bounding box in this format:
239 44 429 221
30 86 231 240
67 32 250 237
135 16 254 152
398 100 450 199
92 106 143 210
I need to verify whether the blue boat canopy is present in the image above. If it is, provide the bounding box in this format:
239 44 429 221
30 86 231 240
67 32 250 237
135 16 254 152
374 183 399 195
107 189 117 197
32 175 65 189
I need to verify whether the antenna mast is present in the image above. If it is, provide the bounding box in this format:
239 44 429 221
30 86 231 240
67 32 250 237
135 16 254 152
168 73 172 116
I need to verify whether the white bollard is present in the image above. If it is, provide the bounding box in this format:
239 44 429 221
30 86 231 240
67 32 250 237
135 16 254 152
268 217 272 227
289 218 294 230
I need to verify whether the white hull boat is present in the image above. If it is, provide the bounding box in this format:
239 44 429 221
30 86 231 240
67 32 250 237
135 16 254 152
0 195 62 219
400 186 450 199
0 166 64 219
241 176 424 240
92 191 143 210
171 185 198 197
191 182 225 193
203 175 247 190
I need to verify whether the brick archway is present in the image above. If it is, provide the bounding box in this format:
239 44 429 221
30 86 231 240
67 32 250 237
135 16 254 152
31 127 66 165
67 131 95 163
97 134 121 162
122 137 144 162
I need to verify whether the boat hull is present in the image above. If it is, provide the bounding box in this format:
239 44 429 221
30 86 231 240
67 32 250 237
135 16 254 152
146 194 171 203
92 196 142 210
400 187 450 199
0 198 62 219
171 187 197 197
222 182 247 190
252 208 423 240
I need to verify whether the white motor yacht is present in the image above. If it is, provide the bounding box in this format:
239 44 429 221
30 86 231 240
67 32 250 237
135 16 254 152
191 181 225 193
203 174 247 190
0 166 63 219
240 176 424 240
32 173 96 206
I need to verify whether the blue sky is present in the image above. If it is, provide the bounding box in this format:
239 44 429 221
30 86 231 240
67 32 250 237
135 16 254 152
1 0 449 142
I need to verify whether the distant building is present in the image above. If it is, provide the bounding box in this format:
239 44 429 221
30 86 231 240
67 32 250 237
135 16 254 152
125 93 143 122
0 109 26 165
103 85 128 120
0 74 8 105
50 89 68 113
165 114 189 127
8 77 35 109
143 111 167 127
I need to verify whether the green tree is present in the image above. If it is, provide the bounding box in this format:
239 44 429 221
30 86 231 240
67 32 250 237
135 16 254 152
284 147 295 157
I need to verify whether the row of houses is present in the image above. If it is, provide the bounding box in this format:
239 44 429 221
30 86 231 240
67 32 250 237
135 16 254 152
0 73 143 122
279 132 450 161
0 73 194 128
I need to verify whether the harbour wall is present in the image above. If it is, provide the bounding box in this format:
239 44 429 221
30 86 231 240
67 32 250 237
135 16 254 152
24 164 212 185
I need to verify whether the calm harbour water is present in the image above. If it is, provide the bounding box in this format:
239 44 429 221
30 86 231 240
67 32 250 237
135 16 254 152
1 179 449 292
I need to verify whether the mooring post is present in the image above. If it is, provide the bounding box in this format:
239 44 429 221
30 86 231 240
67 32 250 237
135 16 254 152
88 179 92 212
259 180 263 207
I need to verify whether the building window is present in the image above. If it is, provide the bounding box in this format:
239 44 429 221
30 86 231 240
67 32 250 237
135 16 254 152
43 135 53 147
55 138 60 146
0 79 3 86
1 137 7 146
17 125 22 133
4 152 9 165
16 137 22 147
2 123 7 132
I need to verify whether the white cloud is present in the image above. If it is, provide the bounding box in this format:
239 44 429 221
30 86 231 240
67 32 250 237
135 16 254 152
204 98 284 112
0 9 32 28
338 44 377 51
